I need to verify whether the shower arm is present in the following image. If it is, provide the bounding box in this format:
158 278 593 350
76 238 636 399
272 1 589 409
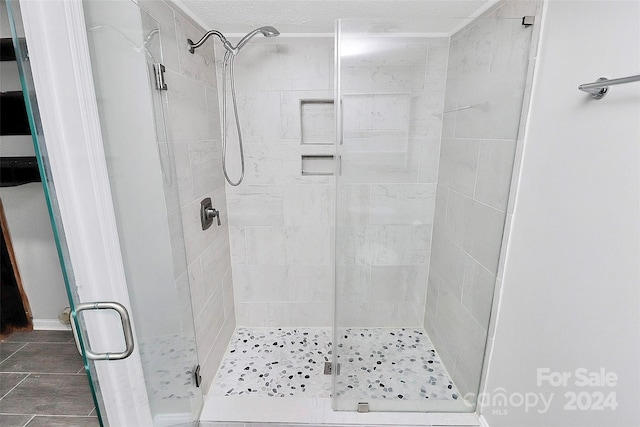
189 27 279 56
188 30 236 55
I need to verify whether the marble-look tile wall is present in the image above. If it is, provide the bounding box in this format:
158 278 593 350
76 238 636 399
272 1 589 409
216 38 335 327
423 0 540 398
336 37 449 328
218 34 448 327
140 0 235 392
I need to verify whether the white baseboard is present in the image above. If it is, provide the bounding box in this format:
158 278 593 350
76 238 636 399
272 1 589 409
33 319 71 330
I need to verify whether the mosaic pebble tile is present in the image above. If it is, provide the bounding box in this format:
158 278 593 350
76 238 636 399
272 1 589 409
138 335 198 401
334 328 459 401
212 327 459 402
212 328 333 397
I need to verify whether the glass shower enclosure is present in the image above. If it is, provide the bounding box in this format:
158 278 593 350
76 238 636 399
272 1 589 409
11 0 540 421
82 1 204 423
7 0 204 424
334 3 539 413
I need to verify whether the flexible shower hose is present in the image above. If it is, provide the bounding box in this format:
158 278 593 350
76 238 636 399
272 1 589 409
221 50 245 186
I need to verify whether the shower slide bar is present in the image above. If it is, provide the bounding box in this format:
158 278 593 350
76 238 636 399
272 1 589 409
578 74 640 99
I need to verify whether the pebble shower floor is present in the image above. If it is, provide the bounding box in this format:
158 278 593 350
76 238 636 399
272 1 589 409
212 327 460 402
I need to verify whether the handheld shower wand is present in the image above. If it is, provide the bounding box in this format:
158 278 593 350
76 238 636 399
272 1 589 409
187 26 280 186
235 26 280 51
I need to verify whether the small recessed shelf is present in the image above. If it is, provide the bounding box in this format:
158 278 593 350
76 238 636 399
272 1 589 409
0 157 41 187
301 155 334 176
1 91 31 136
300 99 335 145
0 38 17 61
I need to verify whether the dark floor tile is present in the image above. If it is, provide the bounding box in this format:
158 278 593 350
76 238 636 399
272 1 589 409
4 331 73 343
0 343 84 374
0 413 32 427
0 343 26 363
26 415 100 427
0 372 28 396
0 374 94 415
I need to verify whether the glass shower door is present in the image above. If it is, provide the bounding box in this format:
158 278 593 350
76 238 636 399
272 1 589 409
334 10 538 413
5 1 108 423
8 0 203 424
81 1 203 424
333 18 465 413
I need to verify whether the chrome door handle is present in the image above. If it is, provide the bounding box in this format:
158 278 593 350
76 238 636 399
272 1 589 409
70 301 135 361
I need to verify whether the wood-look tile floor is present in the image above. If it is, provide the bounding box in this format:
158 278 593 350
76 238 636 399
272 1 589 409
0 330 99 426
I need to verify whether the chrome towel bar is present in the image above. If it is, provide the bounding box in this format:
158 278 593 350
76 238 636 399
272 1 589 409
578 74 640 99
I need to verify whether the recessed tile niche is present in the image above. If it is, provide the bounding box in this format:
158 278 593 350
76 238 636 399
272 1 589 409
301 155 334 176
300 99 335 145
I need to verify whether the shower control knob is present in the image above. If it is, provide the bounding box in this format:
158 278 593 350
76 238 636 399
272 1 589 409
200 197 221 230
205 207 221 225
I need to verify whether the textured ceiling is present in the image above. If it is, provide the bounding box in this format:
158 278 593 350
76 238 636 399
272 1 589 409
177 0 496 35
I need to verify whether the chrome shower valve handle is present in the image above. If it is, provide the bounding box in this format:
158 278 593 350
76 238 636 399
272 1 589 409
205 207 221 226
200 197 221 230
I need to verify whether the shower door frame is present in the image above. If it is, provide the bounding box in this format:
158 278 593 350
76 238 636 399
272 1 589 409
16 0 156 424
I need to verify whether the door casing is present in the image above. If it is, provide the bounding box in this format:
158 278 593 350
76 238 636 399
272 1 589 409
17 0 155 424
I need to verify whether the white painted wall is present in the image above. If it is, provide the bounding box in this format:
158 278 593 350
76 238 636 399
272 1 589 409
0 184 70 325
0 0 69 327
481 1 640 426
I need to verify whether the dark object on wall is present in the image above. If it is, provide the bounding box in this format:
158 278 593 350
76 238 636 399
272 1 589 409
0 157 41 187
0 199 33 335
0 91 31 135
0 38 17 61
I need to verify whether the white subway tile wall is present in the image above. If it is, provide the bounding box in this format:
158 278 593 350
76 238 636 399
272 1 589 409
423 0 540 399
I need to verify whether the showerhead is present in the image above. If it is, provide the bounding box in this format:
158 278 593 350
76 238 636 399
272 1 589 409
258 26 280 37
188 26 280 56
235 26 280 52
